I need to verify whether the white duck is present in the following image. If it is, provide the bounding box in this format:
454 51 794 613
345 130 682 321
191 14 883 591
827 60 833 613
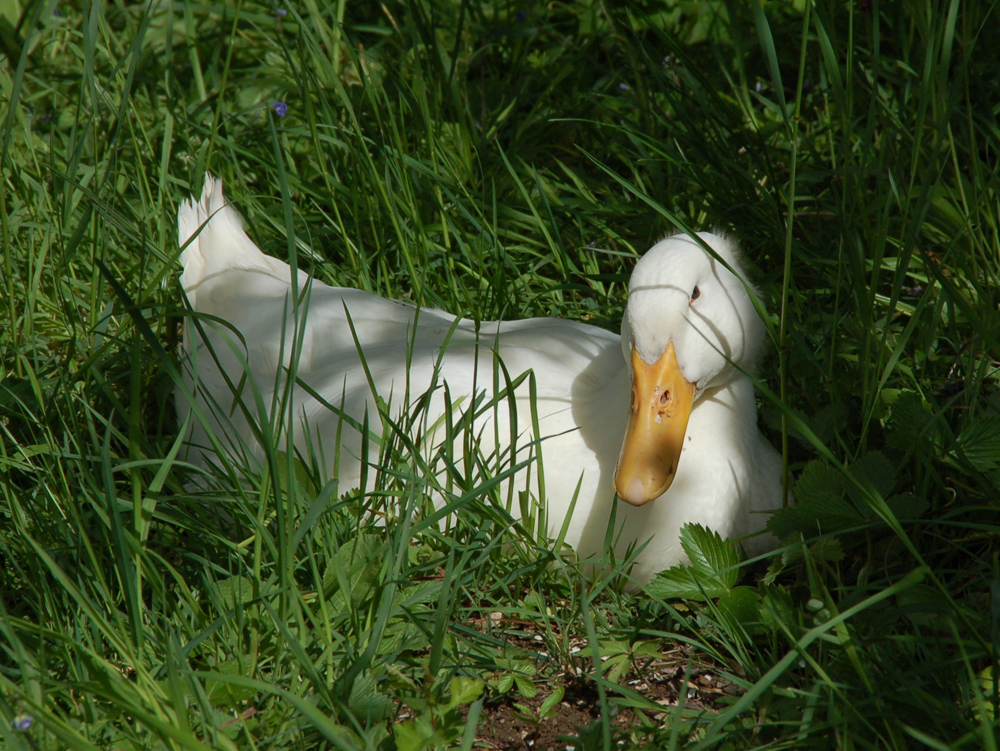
177 175 783 583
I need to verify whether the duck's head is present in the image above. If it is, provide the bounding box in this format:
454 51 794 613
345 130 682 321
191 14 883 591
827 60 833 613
614 232 765 506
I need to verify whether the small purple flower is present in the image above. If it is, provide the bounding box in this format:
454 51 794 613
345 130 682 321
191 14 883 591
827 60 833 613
587 241 597 249
662 55 672 66
53 5 60 15
12 714 33 731
276 7 287 17
619 82 629 91
516 11 526 22
273 101 288 117
755 81 762 93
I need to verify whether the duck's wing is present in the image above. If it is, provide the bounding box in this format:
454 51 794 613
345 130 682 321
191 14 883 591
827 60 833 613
176 176 629 543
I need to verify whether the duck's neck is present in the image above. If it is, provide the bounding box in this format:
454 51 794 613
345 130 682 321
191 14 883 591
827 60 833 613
693 375 759 435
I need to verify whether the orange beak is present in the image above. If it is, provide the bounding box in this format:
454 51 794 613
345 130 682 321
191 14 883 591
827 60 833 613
613 342 696 506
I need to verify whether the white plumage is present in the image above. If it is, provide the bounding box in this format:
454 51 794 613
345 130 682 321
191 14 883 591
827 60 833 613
177 175 783 583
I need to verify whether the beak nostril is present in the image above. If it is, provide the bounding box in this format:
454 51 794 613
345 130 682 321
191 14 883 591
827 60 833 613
659 390 670 405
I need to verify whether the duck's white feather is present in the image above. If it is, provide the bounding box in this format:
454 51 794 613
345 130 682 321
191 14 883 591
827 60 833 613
177 176 782 583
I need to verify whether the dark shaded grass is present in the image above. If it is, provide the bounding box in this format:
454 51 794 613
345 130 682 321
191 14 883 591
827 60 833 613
1 0 998 749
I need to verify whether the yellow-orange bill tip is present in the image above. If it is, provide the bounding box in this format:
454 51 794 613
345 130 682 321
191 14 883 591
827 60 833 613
613 342 696 505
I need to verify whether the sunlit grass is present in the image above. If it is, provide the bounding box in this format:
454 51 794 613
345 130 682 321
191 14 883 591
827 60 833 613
1 1 998 749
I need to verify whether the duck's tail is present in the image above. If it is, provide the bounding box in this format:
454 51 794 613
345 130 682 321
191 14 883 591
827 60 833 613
177 174 280 306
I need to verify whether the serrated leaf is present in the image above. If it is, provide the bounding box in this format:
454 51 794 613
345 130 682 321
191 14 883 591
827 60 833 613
605 654 630 683
393 580 442 610
572 643 607 659
645 563 713 600
395 718 429 751
895 583 955 631
801 492 863 523
379 620 428 655
762 548 788 584
887 391 936 451
794 460 847 505
522 592 545 611
758 582 798 632
885 492 929 521
678 523 739 588
510 659 536 676
809 536 845 563
803 402 849 445
513 673 537 698
447 676 484 709
214 575 254 609
847 451 897 512
954 416 1000 472
766 506 809 540
633 640 663 658
768 467 864 539
493 673 514 694
322 533 385 609
203 658 257 704
349 672 394 721
854 450 897 495
716 586 763 634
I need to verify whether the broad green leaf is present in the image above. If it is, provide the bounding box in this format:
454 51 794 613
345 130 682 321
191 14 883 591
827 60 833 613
809 536 845 563
349 672 395 721
214 575 255 609
678 523 739 588
203 658 257 704
646 525 739 601
954 415 1000 472
492 673 514 694
321 532 386 609
847 451 897 512
605 654 630 683
276 450 320 500
777 535 846 567
539 686 565 718
794 459 846 506
645 563 713 601
885 492 929 521
768 460 866 539
512 673 537 699
716 586 763 634
395 716 436 751
447 677 484 709
886 391 936 451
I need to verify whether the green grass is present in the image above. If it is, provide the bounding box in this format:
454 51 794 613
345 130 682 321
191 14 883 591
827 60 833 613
2 0 999 749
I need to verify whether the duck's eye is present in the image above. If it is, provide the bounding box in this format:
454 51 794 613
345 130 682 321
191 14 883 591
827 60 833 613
690 285 701 302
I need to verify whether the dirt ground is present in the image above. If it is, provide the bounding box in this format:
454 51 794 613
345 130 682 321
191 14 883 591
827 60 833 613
461 622 742 750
